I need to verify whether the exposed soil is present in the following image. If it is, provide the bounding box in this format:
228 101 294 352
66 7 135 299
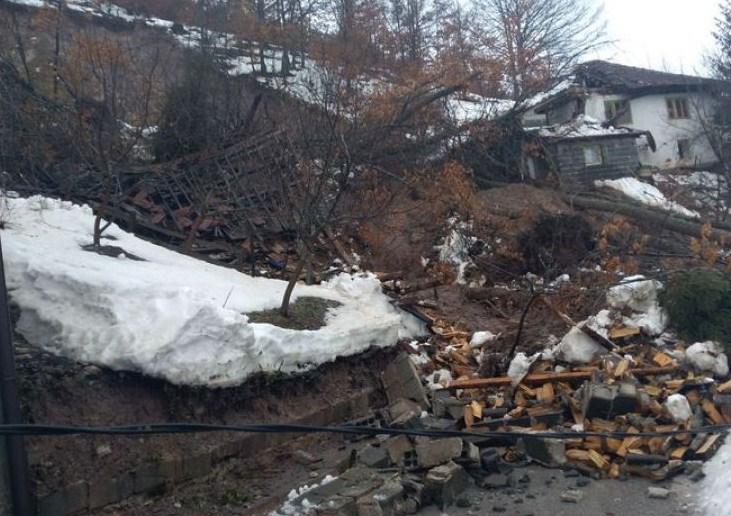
246 297 341 330
16 336 396 498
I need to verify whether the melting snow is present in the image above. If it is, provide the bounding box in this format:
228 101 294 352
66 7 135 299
595 177 700 219
2 195 423 387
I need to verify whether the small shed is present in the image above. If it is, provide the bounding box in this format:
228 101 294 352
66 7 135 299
524 116 644 187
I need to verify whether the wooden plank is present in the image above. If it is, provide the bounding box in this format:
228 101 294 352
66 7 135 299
610 326 641 339
613 359 630 379
718 379 731 394
652 352 675 367
695 434 723 460
446 367 678 390
702 399 727 425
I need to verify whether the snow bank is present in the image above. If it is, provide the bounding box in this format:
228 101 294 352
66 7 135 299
686 341 729 378
507 352 538 385
595 177 700 219
3 196 423 387
698 437 731 515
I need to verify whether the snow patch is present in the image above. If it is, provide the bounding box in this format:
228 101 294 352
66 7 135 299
470 331 497 349
686 341 729 378
507 352 538 386
664 394 692 423
595 177 700 219
3 196 423 387
606 276 668 336
555 327 605 365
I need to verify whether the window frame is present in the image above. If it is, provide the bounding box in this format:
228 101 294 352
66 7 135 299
582 144 605 167
666 97 691 120
604 99 633 124
677 138 692 160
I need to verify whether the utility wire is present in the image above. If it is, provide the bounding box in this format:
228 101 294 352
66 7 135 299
0 422 728 441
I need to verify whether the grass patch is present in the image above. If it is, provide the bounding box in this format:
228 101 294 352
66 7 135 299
246 296 341 330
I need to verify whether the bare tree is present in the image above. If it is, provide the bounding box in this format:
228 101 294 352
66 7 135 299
471 0 608 99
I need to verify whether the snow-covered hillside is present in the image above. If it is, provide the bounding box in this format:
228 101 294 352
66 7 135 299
1 195 423 387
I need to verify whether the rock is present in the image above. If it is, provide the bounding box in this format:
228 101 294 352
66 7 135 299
385 435 413 465
576 477 591 488
647 487 671 499
665 394 693 423
315 495 357 515
686 341 729 377
358 445 390 468
520 436 566 467
560 490 583 503
416 438 463 468
367 479 404 514
381 353 429 409
293 450 319 465
456 496 472 508
95 444 112 457
424 461 472 509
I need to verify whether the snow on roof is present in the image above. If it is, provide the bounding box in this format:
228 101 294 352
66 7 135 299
533 115 640 140
2 195 423 387
518 78 577 111
446 93 515 124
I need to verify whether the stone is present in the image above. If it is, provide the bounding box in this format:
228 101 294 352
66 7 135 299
582 382 638 420
401 476 426 507
356 498 384 516
424 461 472 509
358 445 390 468
385 435 413 465
316 495 358 516
96 444 112 457
420 416 458 432
520 436 566 467
381 353 429 409
647 487 671 499
456 496 472 508
293 450 320 465
369 479 404 514
576 477 591 488
560 490 583 503
416 438 463 468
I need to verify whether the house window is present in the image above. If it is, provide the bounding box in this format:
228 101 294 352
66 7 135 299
678 138 692 160
667 97 691 119
583 144 604 167
604 100 633 124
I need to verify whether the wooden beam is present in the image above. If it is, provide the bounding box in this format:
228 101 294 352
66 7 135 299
445 366 678 390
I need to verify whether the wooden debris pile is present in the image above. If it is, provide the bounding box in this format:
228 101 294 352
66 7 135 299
402 295 730 481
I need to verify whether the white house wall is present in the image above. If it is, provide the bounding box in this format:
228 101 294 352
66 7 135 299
584 93 718 169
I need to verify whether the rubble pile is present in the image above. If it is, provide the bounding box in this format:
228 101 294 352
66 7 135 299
274 275 731 515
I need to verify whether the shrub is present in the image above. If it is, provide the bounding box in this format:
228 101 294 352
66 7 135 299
660 269 731 347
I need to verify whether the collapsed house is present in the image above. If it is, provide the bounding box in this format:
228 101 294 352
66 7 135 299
523 116 646 187
523 60 725 170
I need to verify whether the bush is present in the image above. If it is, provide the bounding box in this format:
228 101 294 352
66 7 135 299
660 269 731 346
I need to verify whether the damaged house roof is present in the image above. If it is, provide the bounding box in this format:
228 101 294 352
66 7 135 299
530 115 645 142
524 60 726 115
574 60 724 94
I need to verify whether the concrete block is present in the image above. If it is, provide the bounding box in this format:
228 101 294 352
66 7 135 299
381 353 429 409
415 438 463 468
388 398 422 428
521 436 567 467
424 461 471 509
358 445 390 468
582 382 638 419
38 481 88 516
